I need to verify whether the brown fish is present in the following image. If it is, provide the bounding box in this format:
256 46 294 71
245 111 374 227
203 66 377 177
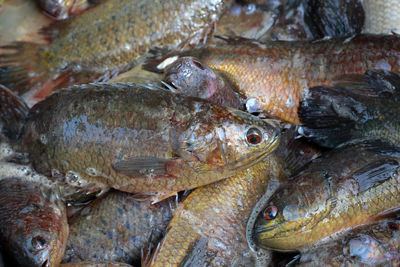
146 128 320 266
146 34 400 123
0 162 68 267
0 83 279 200
62 191 174 266
0 0 232 101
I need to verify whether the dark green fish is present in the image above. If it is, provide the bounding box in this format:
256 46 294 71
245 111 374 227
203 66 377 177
299 70 400 148
0 83 279 200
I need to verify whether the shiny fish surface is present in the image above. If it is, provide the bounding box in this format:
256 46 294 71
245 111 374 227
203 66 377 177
1 83 279 199
38 0 93 20
363 0 400 34
253 139 400 251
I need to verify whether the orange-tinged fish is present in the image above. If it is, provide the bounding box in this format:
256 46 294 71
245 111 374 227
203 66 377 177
148 34 400 124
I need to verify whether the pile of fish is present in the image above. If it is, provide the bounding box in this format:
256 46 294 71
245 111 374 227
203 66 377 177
0 0 399 266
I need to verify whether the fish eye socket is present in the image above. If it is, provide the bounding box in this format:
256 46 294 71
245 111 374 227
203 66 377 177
192 60 205 70
31 236 47 251
388 222 399 231
263 205 278 220
246 127 263 145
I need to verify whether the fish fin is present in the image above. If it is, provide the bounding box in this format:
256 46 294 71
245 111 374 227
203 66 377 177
38 19 73 42
112 157 177 177
179 237 216 267
0 85 29 140
352 158 399 193
0 42 55 94
373 207 400 221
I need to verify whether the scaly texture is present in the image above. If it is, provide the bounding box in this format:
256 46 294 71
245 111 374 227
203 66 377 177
363 0 400 34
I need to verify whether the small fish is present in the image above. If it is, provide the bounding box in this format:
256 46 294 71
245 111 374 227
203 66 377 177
0 0 232 100
362 0 400 35
163 56 243 109
299 70 400 148
0 164 68 267
0 83 279 200
298 218 400 266
253 139 400 251
146 127 320 266
37 0 95 20
145 34 400 123
62 191 174 265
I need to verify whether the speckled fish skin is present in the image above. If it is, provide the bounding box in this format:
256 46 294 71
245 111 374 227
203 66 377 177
363 0 400 35
159 34 400 123
12 83 279 197
298 219 400 266
0 0 232 96
62 191 174 266
163 56 243 109
253 139 400 251
146 128 319 266
61 262 133 267
0 176 68 267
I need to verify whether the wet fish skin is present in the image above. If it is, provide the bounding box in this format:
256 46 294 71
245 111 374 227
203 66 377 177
253 139 400 251
0 175 68 267
61 262 133 267
146 128 319 266
62 191 174 265
299 70 400 148
363 0 400 35
298 219 400 266
38 0 93 20
0 0 232 97
163 56 243 109
2 83 279 197
149 34 400 123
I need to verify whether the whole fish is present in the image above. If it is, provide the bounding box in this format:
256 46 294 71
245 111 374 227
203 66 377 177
146 34 400 123
146 128 320 266
299 70 400 148
0 0 232 99
253 139 400 251
0 163 68 267
362 0 400 35
62 191 174 265
298 218 400 266
38 0 94 20
0 83 279 200
163 56 243 109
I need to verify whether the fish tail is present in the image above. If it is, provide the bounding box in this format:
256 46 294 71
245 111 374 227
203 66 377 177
0 42 52 94
0 84 29 140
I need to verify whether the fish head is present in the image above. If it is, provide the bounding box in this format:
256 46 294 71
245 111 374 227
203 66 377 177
252 172 335 251
164 56 218 99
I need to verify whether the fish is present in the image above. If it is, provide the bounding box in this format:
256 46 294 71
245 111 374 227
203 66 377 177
146 127 320 266
163 56 243 109
0 163 68 267
0 83 279 200
299 70 400 148
62 191 174 266
37 0 95 20
61 262 133 267
252 139 400 251
297 218 400 266
144 34 400 124
0 0 232 100
362 0 400 35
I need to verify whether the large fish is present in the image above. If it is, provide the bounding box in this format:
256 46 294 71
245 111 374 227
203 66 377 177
0 162 68 267
146 34 400 123
299 70 400 148
146 128 320 266
252 139 400 251
62 191 175 265
0 83 279 200
0 0 232 100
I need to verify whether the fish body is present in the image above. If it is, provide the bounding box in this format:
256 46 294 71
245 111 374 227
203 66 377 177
62 191 174 265
363 0 400 35
147 128 319 266
61 262 133 267
163 56 243 109
1 83 279 198
151 35 400 123
0 163 68 267
299 70 400 148
253 139 400 251
0 0 232 97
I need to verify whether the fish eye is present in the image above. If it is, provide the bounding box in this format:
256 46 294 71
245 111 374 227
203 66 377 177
246 127 263 145
192 60 205 70
388 222 399 231
263 205 278 220
31 235 47 251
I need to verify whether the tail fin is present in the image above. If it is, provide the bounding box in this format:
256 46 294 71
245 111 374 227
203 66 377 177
0 42 51 94
0 85 29 140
